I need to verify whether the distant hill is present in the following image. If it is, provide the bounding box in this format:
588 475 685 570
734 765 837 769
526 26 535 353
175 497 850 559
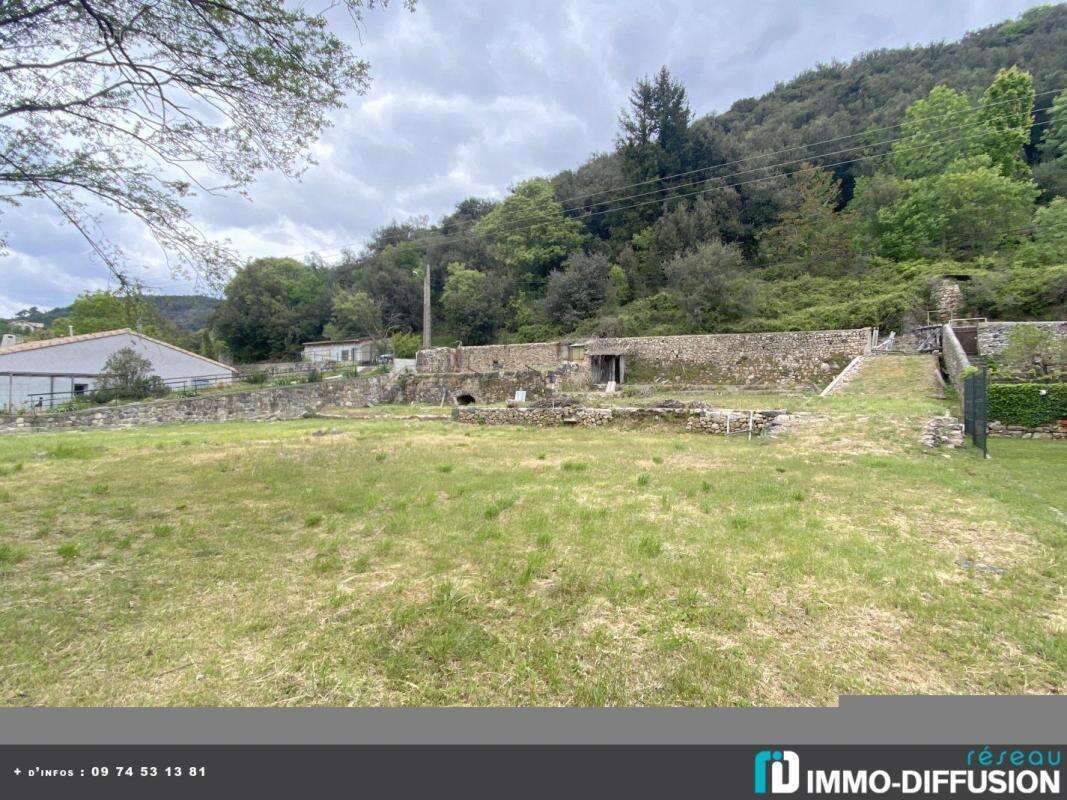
21 295 220 332
701 3 1067 196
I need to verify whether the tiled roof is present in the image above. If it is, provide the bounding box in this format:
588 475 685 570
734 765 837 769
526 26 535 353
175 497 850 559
0 328 133 356
0 327 237 373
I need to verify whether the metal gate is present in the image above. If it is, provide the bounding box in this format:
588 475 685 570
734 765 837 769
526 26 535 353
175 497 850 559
962 365 988 457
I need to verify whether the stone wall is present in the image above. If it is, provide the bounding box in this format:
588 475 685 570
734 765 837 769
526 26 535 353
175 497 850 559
932 278 965 322
586 328 873 387
418 328 874 388
396 369 551 405
921 414 964 448
416 342 570 373
0 375 396 433
988 420 1066 440
976 321 1067 377
941 324 972 389
0 368 565 434
452 404 786 435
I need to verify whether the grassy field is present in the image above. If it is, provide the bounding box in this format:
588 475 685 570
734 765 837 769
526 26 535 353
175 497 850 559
0 355 1063 706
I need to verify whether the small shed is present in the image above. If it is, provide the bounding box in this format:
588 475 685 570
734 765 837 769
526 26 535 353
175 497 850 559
301 337 379 365
0 328 237 411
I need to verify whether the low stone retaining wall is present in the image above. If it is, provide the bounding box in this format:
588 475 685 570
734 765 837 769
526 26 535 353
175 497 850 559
988 420 1067 440
0 368 566 434
396 369 551 405
0 375 395 432
451 405 787 435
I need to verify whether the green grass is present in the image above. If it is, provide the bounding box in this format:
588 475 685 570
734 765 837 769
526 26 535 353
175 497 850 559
0 355 1063 706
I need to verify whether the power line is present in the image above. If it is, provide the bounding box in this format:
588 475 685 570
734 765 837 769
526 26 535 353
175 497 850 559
447 85 1063 232
280 86 1061 261
454 102 1050 242
348 116 1053 256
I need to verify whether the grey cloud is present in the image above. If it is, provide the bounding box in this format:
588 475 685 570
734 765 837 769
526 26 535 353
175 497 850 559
0 0 1047 311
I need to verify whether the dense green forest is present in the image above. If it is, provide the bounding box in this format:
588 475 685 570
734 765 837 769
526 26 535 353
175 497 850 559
36 5 1067 363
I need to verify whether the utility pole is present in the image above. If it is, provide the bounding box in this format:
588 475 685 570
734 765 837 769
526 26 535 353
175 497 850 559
421 258 431 349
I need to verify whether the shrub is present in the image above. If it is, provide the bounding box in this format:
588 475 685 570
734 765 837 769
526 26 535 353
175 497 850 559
987 383 1067 427
244 371 267 385
305 369 322 383
390 332 421 359
91 347 170 403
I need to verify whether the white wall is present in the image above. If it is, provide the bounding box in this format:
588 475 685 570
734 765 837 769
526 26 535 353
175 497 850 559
303 342 375 363
0 331 235 411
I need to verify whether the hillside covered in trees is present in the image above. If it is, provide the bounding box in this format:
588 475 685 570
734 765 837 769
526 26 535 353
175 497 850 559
15 295 219 333
207 4 1067 361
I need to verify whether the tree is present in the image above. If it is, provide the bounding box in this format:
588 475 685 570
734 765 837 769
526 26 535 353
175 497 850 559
758 167 856 275
977 67 1035 177
324 289 389 341
663 241 755 329
1016 197 1067 264
200 329 219 362
0 0 411 284
213 258 330 362
1039 90 1067 162
872 157 1038 259
614 67 712 235
1000 325 1067 378
627 193 744 293
472 179 584 279
1033 197 1067 251
49 290 172 338
888 69 1034 181
617 66 694 184
92 347 168 402
1036 89 1067 198
889 86 980 179
335 241 425 333
440 263 506 345
543 252 615 330
389 332 420 358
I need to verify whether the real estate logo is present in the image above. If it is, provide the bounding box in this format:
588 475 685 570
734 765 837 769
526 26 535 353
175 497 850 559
754 749 801 794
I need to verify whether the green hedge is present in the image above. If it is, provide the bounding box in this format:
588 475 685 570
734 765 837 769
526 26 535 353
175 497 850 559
987 383 1067 427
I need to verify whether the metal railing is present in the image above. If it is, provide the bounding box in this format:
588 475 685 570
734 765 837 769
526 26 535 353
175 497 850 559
872 331 896 352
19 365 357 412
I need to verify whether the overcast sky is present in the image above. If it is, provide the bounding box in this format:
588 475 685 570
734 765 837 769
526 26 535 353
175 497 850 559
0 0 1048 315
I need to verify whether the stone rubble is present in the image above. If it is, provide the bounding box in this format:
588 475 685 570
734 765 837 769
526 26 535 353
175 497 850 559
921 414 965 448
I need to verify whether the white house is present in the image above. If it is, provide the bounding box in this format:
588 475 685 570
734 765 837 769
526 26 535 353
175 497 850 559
0 328 237 411
301 336 379 365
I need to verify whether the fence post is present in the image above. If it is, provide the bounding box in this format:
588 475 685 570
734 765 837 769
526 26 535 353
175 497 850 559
975 366 988 459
